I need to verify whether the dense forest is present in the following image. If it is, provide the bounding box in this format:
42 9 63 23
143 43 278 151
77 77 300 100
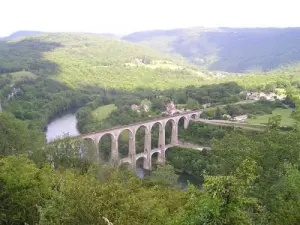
123 27 300 72
2 89 300 224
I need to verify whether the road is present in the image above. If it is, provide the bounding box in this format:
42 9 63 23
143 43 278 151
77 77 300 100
194 118 266 131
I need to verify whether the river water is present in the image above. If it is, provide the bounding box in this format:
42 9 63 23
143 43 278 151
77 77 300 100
46 113 202 188
46 113 80 143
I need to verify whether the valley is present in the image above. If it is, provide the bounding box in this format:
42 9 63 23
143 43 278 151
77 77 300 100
1 28 300 225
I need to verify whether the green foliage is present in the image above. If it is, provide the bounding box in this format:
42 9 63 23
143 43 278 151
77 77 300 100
225 99 283 117
147 164 179 187
248 108 295 126
179 122 228 145
0 113 43 156
172 159 259 225
0 156 187 225
186 98 200 110
166 147 216 181
91 104 117 123
214 107 222 119
0 156 55 224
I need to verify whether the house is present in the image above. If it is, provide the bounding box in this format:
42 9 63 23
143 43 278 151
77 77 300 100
246 92 260 100
246 91 285 101
203 103 211 108
165 101 177 115
232 115 248 122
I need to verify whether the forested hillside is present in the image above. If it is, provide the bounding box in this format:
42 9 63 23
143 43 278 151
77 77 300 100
0 33 213 129
1 32 299 131
2 90 300 224
123 27 300 72
0 33 212 89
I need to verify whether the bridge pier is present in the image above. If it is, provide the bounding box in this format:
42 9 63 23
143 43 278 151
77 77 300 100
93 137 100 162
111 138 118 164
144 132 152 170
129 132 136 169
184 118 189 129
171 124 178 145
158 128 166 164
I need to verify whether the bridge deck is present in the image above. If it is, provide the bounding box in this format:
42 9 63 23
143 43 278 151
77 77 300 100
80 110 201 138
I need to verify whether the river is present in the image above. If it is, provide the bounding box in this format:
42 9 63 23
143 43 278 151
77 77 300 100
46 113 80 143
46 113 202 188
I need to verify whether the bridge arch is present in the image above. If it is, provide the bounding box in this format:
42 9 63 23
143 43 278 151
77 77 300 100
178 115 189 129
150 121 164 149
81 137 99 162
116 128 134 160
135 125 150 155
136 155 150 170
190 112 200 120
165 118 178 145
98 133 116 162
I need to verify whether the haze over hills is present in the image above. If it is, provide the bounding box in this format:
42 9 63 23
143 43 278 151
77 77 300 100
0 31 44 40
123 27 300 73
4 27 300 74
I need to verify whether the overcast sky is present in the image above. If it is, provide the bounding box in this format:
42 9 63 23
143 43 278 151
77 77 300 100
1 0 299 37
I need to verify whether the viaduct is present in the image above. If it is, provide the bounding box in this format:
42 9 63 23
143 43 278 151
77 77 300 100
80 110 202 170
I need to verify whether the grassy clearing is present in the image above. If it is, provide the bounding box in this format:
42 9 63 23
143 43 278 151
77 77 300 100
91 104 117 122
10 71 36 82
248 108 295 126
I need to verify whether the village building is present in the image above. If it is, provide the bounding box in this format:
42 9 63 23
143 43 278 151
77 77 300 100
203 103 211 108
246 91 284 101
232 114 248 122
165 101 177 115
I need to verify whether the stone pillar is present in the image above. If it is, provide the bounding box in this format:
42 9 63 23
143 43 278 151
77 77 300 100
93 137 100 162
111 137 118 164
129 131 136 169
158 126 166 164
184 118 190 129
171 123 178 145
144 132 152 170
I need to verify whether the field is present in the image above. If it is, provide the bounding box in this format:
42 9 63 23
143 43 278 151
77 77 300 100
10 71 37 82
248 108 295 126
91 104 117 122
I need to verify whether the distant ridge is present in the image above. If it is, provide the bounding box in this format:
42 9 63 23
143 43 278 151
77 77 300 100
0 31 44 40
123 27 300 73
0 31 120 41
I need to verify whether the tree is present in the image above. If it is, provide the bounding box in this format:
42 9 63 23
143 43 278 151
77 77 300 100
152 98 165 111
265 83 276 93
186 98 199 110
147 164 179 187
0 113 42 156
214 107 222 119
0 156 55 225
172 159 259 225
173 91 187 104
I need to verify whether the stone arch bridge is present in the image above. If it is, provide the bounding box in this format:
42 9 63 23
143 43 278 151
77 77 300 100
80 110 202 170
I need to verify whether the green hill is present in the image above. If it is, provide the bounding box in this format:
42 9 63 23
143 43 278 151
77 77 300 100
0 33 214 90
123 27 300 73
0 33 215 129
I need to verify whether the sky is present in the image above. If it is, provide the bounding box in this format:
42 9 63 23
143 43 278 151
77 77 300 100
1 0 299 37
